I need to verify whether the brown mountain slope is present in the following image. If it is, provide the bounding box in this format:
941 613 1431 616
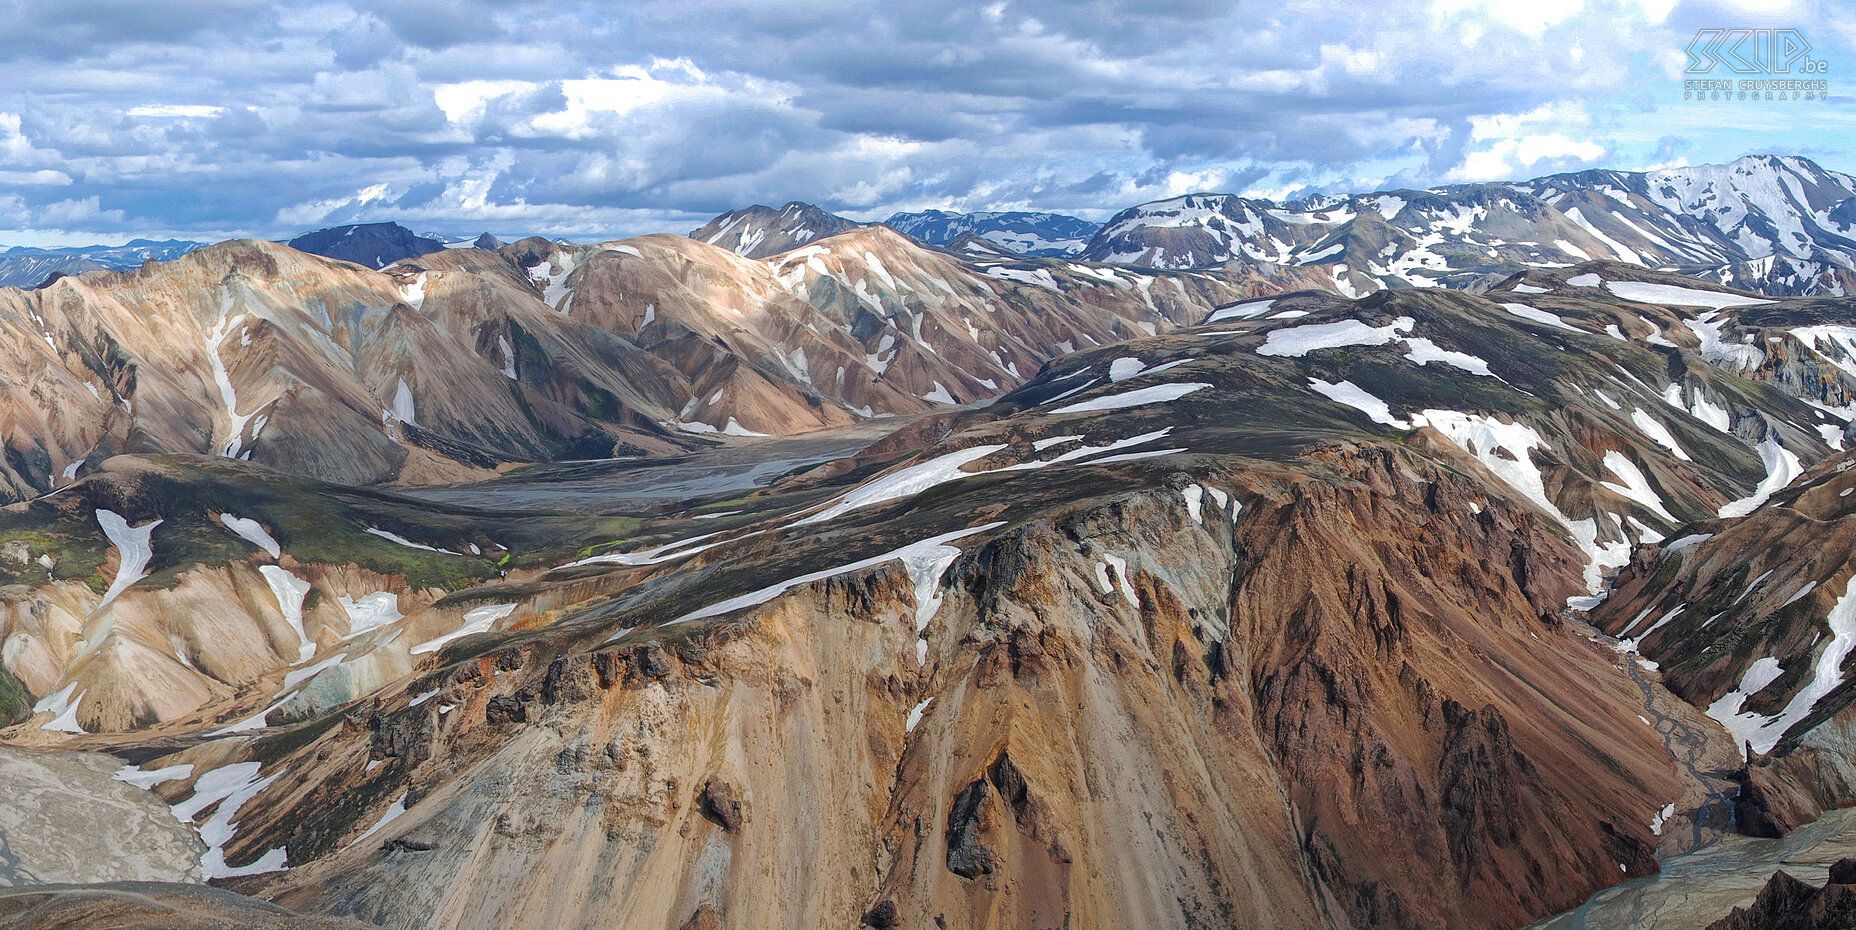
0 229 1273 503
10 266 1856 929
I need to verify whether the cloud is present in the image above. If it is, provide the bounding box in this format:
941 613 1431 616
0 0 1848 245
126 105 228 119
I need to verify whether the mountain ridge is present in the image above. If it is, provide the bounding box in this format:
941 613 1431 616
882 209 1100 257
1077 154 1856 297
11 258 1856 928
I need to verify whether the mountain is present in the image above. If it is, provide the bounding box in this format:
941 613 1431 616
1078 155 1856 298
1081 191 1317 269
11 255 1856 928
19 160 1856 929
688 202 862 258
1705 861 1856 930
883 210 1100 257
286 223 448 269
0 239 202 289
0 226 1272 503
421 231 507 251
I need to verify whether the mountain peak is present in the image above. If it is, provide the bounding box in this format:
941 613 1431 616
883 209 1099 258
688 202 861 258
285 222 447 269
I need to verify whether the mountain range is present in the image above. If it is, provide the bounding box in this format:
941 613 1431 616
0 239 204 289
688 155 1856 300
7 156 1856 930
881 210 1101 257
0 222 1282 502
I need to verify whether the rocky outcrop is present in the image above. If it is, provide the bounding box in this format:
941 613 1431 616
0 663 29 725
1706 860 1856 929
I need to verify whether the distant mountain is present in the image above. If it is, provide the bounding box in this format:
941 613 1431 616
883 209 1099 257
286 222 447 269
421 231 506 251
0 239 202 289
1078 155 1856 297
940 230 1021 259
688 202 861 258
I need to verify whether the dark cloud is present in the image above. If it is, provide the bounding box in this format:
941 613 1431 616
0 0 275 63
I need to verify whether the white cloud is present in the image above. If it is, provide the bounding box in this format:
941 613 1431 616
1454 134 1608 180
126 104 226 118
0 0 1844 244
1431 0 1587 36
432 80 532 123
38 196 125 225
0 169 72 185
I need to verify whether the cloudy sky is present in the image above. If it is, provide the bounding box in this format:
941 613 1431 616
4 0 1851 245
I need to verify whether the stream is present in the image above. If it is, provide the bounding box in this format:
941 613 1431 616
1525 632 1856 928
1622 655 1737 852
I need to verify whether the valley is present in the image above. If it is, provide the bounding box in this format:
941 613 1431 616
5 156 1856 929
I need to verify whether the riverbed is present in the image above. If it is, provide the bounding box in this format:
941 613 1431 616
1526 806 1856 929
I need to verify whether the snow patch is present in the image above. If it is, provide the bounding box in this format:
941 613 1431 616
1205 299 1275 323
1402 338 1495 377
1257 317 1413 357
410 603 516 655
1719 438 1803 518
1309 378 1410 429
34 682 86 733
96 509 161 610
258 565 315 664
345 793 409 850
172 762 289 879
659 524 1002 628
906 698 933 732
1600 451 1677 522
218 513 280 560
1501 302 1585 334
340 592 403 638
1049 382 1210 414
114 763 193 790
1605 280 1770 309
1182 484 1204 524
1631 409 1692 461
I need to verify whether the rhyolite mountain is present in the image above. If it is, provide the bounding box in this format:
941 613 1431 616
883 210 1100 257
12 245 1856 929
0 224 1269 502
688 202 864 259
0 239 203 289
12 154 1856 929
